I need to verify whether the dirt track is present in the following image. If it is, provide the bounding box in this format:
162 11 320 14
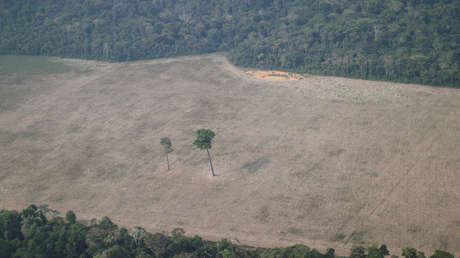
0 54 459 256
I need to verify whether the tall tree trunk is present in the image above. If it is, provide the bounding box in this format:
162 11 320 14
206 149 215 176
166 153 170 171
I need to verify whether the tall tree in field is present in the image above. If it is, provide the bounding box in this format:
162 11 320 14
193 129 216 176
160 137 173 171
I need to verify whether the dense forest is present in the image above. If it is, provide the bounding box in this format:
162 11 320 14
1 0 459 87
0 205 455 258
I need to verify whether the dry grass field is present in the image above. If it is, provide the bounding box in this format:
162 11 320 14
0 54 459 256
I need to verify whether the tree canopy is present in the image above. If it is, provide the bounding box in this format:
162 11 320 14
193 129 216 176
193 129 215 150
1 0 459 87
160 137 173 170
0 206 455 258
160 137 173 154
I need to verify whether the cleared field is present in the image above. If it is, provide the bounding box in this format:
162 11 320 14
0 55 73 75
0 54 459 256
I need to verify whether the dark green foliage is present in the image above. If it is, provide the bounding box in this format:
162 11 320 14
0 205 88 258
65 210 76 224
102 245 130 258
193 128 216 176
160 137 173 154
430 250 454 258
368 245 384 258
402 247 426 258
379 245 390 256
350 246 366 258
160 137 173 170
260 245 328 258
1 1 459 87
0 210 22 241
100 217 118 231
0 206 456 258
326 248 335 258
193 129 215 150
0 238 13 257
355 245 393 258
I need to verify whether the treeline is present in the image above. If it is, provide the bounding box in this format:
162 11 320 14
1 0 460 87
0 205 455 258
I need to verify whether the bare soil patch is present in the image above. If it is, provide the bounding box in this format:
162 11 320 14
1 54 459 256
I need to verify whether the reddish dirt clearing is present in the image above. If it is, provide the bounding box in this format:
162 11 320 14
0 54 459 256
246 70 304 81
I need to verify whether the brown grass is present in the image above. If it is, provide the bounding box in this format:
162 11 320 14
1 54 459 256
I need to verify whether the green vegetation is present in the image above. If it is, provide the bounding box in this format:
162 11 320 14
430 250 455 258
349 230 367 244
0 55 70 75
193 129 216 176
1 1 459 87
334 233 346 241
402 247 426 258
160 137 173 171
0 55 80 112
0 206 454 258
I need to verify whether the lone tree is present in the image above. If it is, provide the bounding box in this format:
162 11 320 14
193 129 216 176
160 137 173 170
